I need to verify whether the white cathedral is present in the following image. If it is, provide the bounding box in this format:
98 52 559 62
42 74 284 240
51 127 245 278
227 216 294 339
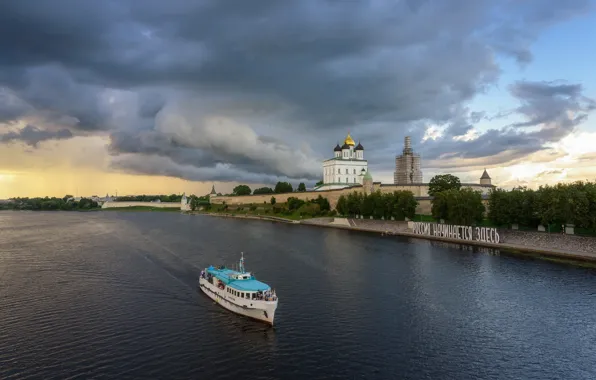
317 133 369 191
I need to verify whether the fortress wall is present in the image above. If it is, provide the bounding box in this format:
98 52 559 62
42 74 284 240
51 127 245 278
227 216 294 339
211 186 433 214
375 184 429 196
102 201 181 209
210 187 362 210
210 186 491 216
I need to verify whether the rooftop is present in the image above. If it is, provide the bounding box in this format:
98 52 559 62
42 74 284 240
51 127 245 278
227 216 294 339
206 266 271 292
323 157 367 162
344 132 355 146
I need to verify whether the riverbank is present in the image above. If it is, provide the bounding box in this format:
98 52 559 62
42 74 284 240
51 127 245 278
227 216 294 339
193 212 596 266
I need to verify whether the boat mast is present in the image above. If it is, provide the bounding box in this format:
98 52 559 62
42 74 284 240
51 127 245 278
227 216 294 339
239 252 245 274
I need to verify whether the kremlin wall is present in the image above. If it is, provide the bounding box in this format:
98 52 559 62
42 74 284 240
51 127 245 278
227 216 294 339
210 134 495 214
210 183 491 214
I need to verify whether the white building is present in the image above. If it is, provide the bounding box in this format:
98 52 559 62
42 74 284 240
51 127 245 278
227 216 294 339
316 133 368 191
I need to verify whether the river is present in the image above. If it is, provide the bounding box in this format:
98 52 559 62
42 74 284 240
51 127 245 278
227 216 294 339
1 212 595 379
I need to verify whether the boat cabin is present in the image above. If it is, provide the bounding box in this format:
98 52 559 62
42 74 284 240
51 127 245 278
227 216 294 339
202 253 277 302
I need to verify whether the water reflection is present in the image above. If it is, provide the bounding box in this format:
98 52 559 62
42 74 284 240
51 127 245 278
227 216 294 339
1 212 596 380
428 240 501 256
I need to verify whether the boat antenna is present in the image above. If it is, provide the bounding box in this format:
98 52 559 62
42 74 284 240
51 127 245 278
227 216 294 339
240 252 245 274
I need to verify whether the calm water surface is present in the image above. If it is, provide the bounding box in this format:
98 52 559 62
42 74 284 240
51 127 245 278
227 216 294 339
1 212 595 379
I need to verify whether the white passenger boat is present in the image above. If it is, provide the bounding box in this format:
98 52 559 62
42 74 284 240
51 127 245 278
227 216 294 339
198 253 278 325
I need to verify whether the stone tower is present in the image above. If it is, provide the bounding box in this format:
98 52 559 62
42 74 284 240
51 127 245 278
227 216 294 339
394 136 423 184
363 170 374 194
480 169 492 186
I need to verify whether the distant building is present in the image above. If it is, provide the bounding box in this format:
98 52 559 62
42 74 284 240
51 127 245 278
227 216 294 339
317 132 368 191
394 136 423 184
181 193 191 211
480 169 492 186
210 184 217 196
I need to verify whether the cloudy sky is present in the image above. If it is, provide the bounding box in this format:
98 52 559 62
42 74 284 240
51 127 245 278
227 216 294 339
1 0 596 198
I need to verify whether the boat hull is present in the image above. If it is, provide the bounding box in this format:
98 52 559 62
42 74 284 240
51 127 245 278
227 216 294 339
199 277 277 325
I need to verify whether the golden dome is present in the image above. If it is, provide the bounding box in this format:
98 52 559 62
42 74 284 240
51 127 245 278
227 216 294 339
344 132 355 146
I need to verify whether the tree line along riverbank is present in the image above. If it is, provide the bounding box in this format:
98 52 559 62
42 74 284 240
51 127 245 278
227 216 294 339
207 176 596 237
333 177 596 237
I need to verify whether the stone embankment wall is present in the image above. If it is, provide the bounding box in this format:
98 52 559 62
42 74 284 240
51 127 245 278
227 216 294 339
503 230 596 255
101 201 180 209
302 217 596 258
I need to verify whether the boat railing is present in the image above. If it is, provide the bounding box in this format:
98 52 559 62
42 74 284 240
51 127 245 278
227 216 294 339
255 291 277 302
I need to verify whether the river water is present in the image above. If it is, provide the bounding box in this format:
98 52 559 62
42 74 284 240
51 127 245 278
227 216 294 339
1 212 595 380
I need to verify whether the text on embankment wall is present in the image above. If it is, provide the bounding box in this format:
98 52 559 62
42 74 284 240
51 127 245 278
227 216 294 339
412 222 500 244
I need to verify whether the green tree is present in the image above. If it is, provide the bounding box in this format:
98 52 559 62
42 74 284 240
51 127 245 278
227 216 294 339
449 188 485 225
360 193 374 217
315 180 324 187
298 203 321 217
336 195 348 215
370 191 385 219
274 181 293 193
393 191 418 220
346 192 363 216
270 196 276 205
487 188 509 226
190 195 199 211
233 185 252 196
433 188 484 225
431 191 450 222
297 182 307 192
287 197 305 211
314 195 330 212
428 174 462 197
253 187 274 195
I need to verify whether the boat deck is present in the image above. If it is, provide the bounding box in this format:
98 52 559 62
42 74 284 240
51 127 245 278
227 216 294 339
206 266 271 292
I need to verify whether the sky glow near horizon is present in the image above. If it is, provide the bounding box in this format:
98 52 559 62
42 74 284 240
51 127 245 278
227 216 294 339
1 0 596 198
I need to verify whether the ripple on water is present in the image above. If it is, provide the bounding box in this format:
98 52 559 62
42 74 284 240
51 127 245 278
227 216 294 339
1 212 596 379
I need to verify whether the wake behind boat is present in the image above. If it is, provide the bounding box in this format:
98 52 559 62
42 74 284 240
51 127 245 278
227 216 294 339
198 253 278 325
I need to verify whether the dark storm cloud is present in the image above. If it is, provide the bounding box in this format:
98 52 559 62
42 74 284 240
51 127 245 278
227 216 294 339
0 88 32 123
0 125 73 147
509 81 595 128
0 0 593 182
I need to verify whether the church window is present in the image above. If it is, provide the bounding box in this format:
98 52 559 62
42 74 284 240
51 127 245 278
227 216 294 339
338 168 340 174
345 177 348 183
337 177 340 183
354 178 356 183
345 169 348 174
353 169 356 174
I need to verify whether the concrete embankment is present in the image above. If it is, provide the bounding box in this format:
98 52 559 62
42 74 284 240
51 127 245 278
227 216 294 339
302 218 596 264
